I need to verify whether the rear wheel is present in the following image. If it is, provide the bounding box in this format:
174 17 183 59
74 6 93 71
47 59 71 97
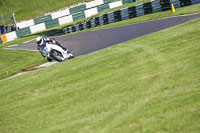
66 50 74 59
50 50 64 62
69 54 74 59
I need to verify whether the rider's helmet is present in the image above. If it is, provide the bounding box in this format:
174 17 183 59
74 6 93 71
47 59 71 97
36 37 46 48
36 37 43 45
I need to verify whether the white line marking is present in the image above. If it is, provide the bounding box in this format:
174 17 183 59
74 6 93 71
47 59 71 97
7 44 19 47
23 39 35 44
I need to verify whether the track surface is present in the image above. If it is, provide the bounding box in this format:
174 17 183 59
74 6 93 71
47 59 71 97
5 14 200 57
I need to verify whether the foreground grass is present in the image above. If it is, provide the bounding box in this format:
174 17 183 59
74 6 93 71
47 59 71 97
0 49 46 80
0 17 199 133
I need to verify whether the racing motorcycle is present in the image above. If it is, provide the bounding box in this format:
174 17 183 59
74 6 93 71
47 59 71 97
41 39 74 62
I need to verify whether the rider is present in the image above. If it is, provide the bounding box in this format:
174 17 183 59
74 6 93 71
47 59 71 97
36 36 66 58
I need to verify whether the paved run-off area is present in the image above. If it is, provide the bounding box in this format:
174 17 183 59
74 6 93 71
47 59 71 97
5 13 200 57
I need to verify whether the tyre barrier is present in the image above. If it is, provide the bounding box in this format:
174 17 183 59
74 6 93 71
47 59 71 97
63 0 200 34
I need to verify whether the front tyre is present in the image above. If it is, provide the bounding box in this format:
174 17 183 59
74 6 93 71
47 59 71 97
50 50 64 62
47 57 53 62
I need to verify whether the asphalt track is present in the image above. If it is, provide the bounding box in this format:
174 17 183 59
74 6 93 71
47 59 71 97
5 13 200 57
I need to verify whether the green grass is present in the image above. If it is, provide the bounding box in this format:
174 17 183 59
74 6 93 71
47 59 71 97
0 0 92 25
0 16 199 133
0 49 46 80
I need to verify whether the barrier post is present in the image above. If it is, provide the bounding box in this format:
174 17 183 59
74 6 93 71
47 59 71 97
12 13 18 31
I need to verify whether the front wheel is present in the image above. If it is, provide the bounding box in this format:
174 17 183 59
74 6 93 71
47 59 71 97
47 57 53 62
50 50 64 62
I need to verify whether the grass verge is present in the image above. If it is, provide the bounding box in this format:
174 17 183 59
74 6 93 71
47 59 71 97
0 16 199 133
0 49 46 80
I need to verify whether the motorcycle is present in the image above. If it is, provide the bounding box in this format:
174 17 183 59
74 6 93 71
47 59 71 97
41 39 74 62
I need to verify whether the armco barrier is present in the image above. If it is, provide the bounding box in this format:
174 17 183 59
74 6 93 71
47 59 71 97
51 9 70 19
72 11 86 21
85 8 98 18
16 27 31 38
63 0 200 34
45 19 59 29
34 15 52 25
5 31 17 42
86 0 104 8
123 0 136 4
58 15 73 25
97 4 110 12
109 1 123 9
69 4 87 14
16 19 35 29
104 0 115 3
30 23 46 34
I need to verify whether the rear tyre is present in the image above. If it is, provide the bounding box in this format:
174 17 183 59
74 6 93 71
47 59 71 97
69 54 74 59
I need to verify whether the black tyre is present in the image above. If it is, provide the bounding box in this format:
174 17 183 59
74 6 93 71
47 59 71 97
63 28 69 34
50 50 64 62
69 54 74 59
47 57 53 62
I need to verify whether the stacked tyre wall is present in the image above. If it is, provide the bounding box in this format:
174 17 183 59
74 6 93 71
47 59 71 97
63 0 200 34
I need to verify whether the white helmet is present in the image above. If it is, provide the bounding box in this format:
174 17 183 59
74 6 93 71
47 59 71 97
36 37 43 45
